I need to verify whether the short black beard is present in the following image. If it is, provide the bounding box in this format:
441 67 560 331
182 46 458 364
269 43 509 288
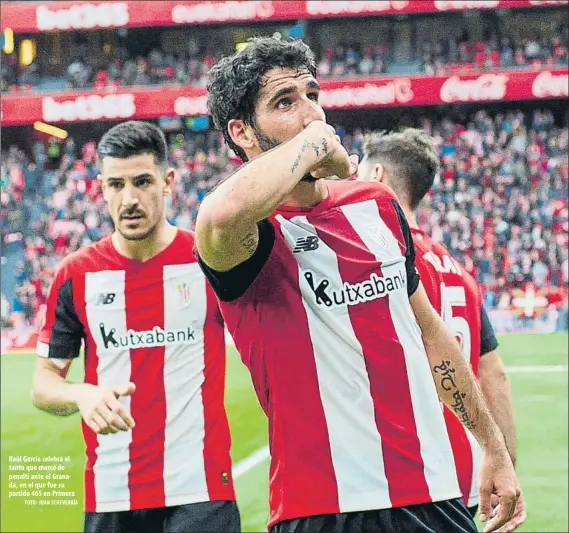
254 126 281 153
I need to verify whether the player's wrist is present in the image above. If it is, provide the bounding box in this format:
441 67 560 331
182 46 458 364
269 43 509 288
302 121 336 169
482 430 509 456
65 382 95 406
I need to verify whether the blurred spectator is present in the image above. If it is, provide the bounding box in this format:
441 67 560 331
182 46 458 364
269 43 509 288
415 109 568 309
418 27 568 75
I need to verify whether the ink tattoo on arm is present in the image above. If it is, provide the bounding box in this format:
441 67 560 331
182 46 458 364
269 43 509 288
240 231 257 255
290 137 330 174
433 360 477 431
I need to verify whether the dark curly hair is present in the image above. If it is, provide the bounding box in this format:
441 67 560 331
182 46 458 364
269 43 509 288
362 128 441 210
207 36 317 162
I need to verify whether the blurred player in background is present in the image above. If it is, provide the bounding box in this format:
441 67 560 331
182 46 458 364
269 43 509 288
196 36 519 533
30 121 240 533
358 128 527 532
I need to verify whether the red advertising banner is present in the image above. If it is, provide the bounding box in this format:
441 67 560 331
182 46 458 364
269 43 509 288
1 0 566 33
2 69 567 126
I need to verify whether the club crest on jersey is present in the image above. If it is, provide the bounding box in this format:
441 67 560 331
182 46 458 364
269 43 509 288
303 269 406 308
365 224 390 249
178 282 191 302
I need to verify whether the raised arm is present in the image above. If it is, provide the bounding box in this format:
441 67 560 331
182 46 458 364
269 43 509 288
195 121 354 272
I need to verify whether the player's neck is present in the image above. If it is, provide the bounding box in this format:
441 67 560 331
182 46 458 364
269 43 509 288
280 179 328 209
403 206 419 230
112 222 178 262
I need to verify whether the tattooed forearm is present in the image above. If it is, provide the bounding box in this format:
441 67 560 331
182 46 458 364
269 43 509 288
291 138 309 174
240 231 257 255
34 403 78 416
432 360 456 391
433 360 477 431
450 390 476 431
290 137 330 174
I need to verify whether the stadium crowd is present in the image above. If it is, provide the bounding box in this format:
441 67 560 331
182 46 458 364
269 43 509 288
2 23 567 92
317 28 569 78
343 110 568 309
1 108 567 328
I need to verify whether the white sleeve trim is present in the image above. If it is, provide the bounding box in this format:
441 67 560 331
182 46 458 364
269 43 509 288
36 341 50 358
35 341 73 369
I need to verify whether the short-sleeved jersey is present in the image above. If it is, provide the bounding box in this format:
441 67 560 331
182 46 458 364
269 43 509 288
37 229 235 513
200 181 461 528
412 227 498 508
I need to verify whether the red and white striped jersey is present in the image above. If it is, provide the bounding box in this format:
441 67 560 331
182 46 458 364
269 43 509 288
412 228 484 508
37 229 235 513
200 181 461 528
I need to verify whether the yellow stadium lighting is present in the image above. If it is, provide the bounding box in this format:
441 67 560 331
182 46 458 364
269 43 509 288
3 28 14 54
33 121 68 140
20 39 36 66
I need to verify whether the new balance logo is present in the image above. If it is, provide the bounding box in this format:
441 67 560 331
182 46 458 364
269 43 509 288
293 236 319 253
98 323 196 350
304 269 406 308
96 293 116 305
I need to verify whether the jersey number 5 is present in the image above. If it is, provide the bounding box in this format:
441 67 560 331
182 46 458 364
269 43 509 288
440 283 472 364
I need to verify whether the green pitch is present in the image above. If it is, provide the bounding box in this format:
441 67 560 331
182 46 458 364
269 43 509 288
1 333 567 532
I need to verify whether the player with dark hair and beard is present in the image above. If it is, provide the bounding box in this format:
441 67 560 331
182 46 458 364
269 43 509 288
196 36 519 533
31 121 240 533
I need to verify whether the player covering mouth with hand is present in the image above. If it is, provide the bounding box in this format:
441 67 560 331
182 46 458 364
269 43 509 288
196 36 520 533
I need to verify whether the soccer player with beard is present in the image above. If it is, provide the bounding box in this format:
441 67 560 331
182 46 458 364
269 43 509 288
357 128 526 533
31 121 240 533
196 36 519 533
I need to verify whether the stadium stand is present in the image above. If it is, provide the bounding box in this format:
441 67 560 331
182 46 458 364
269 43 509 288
2 108 567 333
1 1 567 344
2 19 566 92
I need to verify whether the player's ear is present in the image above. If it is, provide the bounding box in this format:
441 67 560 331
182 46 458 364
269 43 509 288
228 119 255 154
163 168 175 196
374 163 386 184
